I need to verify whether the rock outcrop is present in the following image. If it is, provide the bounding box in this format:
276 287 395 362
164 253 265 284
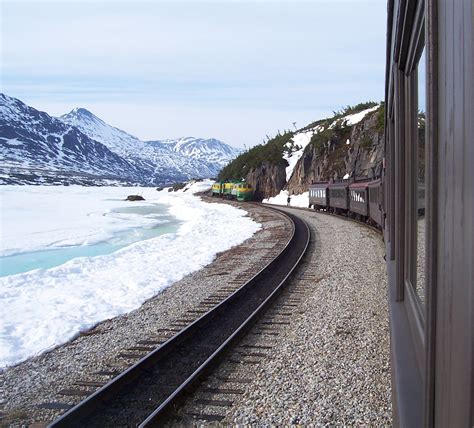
125 195 145 201
245 160 288 201
286 108 384 195
219 103 385 200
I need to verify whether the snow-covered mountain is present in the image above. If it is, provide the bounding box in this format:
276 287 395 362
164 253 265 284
60 107 146 158
0 94 241 185
60 107 240 183
148 137 240 166
0 94 146 185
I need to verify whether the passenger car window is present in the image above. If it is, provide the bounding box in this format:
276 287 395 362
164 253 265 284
416 48 426 308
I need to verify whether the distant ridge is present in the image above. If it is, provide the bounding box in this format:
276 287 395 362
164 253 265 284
0 93 241 185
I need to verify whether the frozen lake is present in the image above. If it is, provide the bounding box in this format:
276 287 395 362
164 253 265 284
0 182 261 368
1 204 181 277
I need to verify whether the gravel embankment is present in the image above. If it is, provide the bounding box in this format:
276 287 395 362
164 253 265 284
0 200 292 427
173 206 391 426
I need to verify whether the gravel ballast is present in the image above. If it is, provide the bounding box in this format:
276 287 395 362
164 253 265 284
1 202 391 426
0 200 292 426
174 206 391 426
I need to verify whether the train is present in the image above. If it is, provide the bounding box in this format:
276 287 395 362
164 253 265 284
211 180 254 202
375 1 473 425
212 2 474 424
309 178 383 227
308 177 424 229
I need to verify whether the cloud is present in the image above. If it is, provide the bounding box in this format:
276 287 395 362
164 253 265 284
1 1 386 147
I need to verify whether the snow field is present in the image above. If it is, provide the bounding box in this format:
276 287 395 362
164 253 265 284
263 190 309 208
344 105 379 125
0 181 261 368
0 186 165 257
284 130 314 182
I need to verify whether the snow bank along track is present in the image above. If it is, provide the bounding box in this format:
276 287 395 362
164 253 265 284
49 208 310 427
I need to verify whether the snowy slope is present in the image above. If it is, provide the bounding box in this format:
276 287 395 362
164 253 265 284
0 184 260 368
0 94 144 185
61 108 240 181
283 130 314 181
60 107 143 157
263 105 379 207
0 93 241 185
282 106 379 184
150 137 241 167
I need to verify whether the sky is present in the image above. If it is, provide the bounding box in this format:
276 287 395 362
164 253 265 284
1 1 387 148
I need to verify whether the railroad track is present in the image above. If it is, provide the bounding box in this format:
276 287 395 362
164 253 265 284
49 208 310 427
264 203 383 236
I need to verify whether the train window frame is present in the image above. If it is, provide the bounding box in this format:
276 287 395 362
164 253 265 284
386 0 430 425
387 2 474 425
403 3 427 375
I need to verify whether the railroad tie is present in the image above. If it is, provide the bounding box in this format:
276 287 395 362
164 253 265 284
194 398 233 407
118 352 144 360
174 318 196 323
185 412 226 422
215 376 252 384
93 370 119 376
239 344 273 350
74 380 104 388
238 351 268 358
250 331 280 336
57 388 94 397
228 358 260 365
201 387 244 395
44 211 309 426
37 402 73 410
256 325 281 330
139 338 166 345
261 321 291 325
127 346 155 352
170 323 189 328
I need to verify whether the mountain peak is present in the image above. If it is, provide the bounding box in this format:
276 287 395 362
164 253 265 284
66 107 96 119
1 93 242 185
61 107 108 129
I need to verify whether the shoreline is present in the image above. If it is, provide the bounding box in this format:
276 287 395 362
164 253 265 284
0 185 260 369
0 199 292 426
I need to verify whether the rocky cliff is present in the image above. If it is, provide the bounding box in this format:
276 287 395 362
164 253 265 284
286 106 385 195
218 102 385 200
245 160 288 201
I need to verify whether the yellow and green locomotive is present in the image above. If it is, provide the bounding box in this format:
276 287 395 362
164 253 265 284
211 180 253 202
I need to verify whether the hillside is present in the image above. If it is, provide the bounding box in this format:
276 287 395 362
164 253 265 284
61 108 241 182
0 94 241 186
0 94 143 186
218 102 385 200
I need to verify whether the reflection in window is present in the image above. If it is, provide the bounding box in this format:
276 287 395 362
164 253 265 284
416 48 426 307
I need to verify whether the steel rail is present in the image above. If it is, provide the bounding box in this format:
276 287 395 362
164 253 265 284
264 202 383 236
49 207 310 428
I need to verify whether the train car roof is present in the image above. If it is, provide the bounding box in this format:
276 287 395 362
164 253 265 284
349 181 370 189
367 178 382 187
328 182 349 188
309 182 329 188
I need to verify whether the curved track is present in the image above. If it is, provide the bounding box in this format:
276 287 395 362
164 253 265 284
269 203 383 236
49 208 310 428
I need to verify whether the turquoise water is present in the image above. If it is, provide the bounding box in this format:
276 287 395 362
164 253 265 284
0 204 181 278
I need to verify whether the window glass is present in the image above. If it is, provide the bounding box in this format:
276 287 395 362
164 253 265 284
416 48 426 307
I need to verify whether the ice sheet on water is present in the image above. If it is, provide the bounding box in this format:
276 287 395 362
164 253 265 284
0 181 261 368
